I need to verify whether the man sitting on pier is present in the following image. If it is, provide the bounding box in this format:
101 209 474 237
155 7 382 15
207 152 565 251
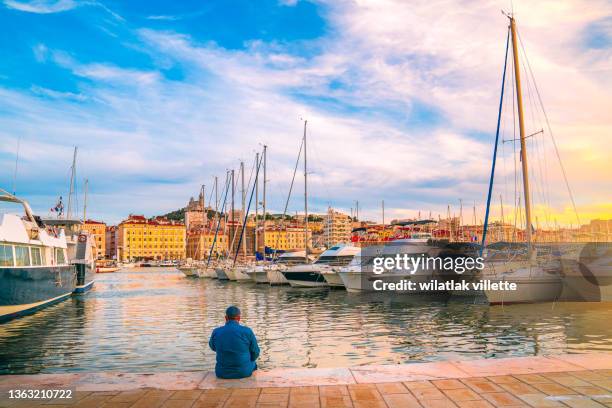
209 306 260 379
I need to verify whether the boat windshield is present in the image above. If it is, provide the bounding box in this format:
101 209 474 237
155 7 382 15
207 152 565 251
314 255 355 266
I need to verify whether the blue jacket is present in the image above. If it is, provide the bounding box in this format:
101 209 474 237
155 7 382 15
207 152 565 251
209 320 260 379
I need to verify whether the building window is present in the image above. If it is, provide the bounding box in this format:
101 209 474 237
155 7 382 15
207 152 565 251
0 244 14 266
15 246 31 266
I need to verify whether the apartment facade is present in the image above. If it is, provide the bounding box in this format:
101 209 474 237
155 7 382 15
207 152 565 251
186 228 228 260
117 215 186 261
323 208 352 247
81 220 106 259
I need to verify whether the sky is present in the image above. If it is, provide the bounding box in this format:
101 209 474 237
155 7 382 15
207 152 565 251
0 0 610 226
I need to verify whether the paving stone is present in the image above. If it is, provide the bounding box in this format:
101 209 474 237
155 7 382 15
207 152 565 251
486 376 520 384
411 388 446 400
499 381 540 396
169 390 203 400
289 393 319 406
432 380 466 390
549 376 592 388
419 398 458 408
162 400 196 408
531 381 578 395
107 390 147 403
403 381 436 390
258 393 289 404
480 391 525 406
460 379 503 393
382 393 422 408
320 395 352 408
516 393 565 407
557 395 608 408
592 381 612 392
224 395 259 408
571 386 612 397
455 401 494 408
514 374 552 384
376 383 409 394
348 384 384 402
262 388 291 395
442 388 480 402
319 386 349 397
231 388 261 397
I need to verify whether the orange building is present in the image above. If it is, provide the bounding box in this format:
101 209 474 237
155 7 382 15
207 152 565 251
81 220 106 259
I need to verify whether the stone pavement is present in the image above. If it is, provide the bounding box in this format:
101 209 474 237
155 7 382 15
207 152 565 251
0 354 611 407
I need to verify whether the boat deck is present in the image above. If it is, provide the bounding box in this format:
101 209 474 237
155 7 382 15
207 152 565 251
0 354 610 407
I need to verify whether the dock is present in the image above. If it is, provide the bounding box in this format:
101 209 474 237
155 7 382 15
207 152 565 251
1 354 611 407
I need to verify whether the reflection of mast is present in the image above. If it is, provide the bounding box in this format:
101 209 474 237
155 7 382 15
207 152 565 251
510 16 532 250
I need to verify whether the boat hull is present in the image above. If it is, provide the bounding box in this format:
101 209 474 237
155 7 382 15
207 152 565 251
485 277 563 305
0 265 77 322
215 268 229 280
247 270 269 283
179 267 199 278
266 270 289 285
322 270 344 287
226 267 251 281
282 271 329 288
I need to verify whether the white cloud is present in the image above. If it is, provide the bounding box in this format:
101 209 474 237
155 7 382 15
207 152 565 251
1 0 610 225
4 0 77 13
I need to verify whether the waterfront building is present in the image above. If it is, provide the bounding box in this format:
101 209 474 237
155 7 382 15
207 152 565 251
186 227 228 259
185 192 207 231
323 208 352 247
105 226 117 259
117 215 186 261
81 220 106 259
261 225 312 251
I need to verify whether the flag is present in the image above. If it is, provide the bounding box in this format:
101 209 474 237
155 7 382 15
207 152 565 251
50 196 64 216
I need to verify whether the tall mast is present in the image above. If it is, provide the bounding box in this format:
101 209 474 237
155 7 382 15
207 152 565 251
214 176 218 216
303 120 308 262
231 169 235 255
255 152 259 256
262 145 267 260
67 146 77 219
241 161 246 258
83 178 88 221
510 16 532 249
382 199 385 225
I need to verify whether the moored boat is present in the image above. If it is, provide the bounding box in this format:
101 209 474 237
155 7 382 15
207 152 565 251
282 244 360 288
0 190 81 322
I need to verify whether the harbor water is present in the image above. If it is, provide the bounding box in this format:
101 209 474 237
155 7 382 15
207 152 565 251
1 267 612 375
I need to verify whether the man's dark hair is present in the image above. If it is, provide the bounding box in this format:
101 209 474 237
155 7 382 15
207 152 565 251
226 306 241 320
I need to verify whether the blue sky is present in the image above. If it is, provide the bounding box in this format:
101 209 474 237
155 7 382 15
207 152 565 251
0 0 610 225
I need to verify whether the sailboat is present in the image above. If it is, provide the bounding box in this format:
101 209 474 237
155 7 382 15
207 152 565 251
481 15 563 305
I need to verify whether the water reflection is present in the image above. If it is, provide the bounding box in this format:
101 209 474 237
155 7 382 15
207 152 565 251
1 268 611 374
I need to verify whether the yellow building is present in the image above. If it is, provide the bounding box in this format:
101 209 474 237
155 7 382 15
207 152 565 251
324 208 352 246
186 228 228 260
262 226 311 251
117 215 186 261
81 220 106 260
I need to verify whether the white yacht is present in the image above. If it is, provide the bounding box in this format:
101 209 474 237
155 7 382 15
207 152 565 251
282 244 360 288
338 236 437 293
264 251 309 285
0 191 93 322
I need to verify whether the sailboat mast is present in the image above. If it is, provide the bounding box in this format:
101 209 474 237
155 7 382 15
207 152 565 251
67 146 77 219
510 16 532 248
241 161 246 258
255 152 259 256
262 145 267 259
303 120 308 262
83 178 88 221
